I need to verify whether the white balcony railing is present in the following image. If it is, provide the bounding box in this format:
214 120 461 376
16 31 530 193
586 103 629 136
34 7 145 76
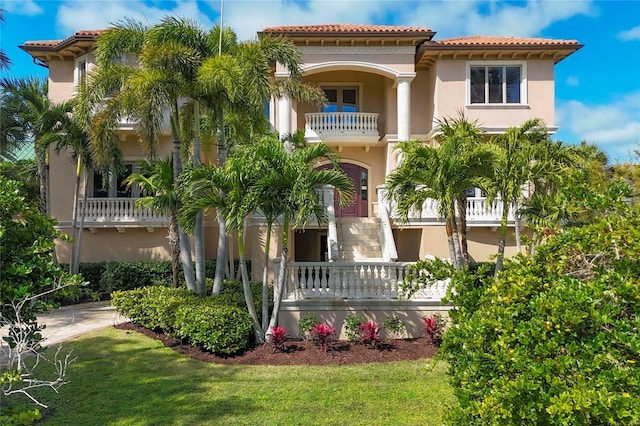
274 260 449 301
79 198 167 225
305 112 379 141
386 197 516 225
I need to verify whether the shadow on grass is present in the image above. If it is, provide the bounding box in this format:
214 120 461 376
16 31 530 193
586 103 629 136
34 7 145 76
29 330 261 425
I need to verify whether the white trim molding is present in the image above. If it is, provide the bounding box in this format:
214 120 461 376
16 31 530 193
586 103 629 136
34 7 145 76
302 61 405 79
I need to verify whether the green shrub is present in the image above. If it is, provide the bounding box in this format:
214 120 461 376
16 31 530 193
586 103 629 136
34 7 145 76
442 208 640 425
217 279 272 318
99 261 173 292
111 286 253 355
399 257 455 298
344 313 364 342
175 301 253 355
77 262 107 292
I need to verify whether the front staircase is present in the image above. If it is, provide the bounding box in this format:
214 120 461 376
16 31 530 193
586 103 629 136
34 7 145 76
337 218 384 261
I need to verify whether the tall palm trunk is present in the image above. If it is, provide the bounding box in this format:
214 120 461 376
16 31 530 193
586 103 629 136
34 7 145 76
238 226 263 342
450 216 465 269
170 104 196 292
213 105 228 294
445 218 458 268
261 222 273 330
69 157 82 274
167 210 180 288
37 148 48 214
456 195 470 264
269 217 290 333
71 169 89 274
494 199 510 276
192 101 206 296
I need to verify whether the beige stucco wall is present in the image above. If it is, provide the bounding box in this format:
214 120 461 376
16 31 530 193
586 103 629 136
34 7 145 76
392 225 518 262
434 59 556 128
47 60 75 103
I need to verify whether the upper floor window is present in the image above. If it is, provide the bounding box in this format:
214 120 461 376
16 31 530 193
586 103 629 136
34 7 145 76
90 164 139 198
322 86 358 113
74 54 92 92
468 62 526 105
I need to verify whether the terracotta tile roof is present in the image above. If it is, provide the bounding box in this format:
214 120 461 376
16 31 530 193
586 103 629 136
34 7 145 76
428 35 581 47
22 30 105 49
262 24 432 34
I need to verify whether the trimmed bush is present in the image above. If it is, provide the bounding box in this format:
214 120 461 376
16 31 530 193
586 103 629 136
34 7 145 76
216 279 272 318
442 208 640 425
111 286 253 356
175 301 253 355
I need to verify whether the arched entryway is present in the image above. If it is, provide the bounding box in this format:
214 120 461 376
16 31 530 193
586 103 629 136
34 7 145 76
320 163 368 218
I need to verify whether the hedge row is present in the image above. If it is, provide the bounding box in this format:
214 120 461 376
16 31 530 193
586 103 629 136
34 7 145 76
111 285 256 355
73 260 251 294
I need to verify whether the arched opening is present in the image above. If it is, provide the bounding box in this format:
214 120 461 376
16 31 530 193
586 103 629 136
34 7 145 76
320 162 369 218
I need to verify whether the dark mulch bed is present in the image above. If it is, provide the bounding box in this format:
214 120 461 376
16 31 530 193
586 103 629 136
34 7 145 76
115 322 439 366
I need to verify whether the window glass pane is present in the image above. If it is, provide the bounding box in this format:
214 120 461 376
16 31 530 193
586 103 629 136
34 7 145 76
92 171 108 198
343 89 357 107
505 66 521 103
465 187 476 197
488 67 503 103
361 170 368 201
470 67 485 104
116 164 133 198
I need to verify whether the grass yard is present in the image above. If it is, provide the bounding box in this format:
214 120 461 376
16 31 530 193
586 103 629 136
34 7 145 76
21 327 454 425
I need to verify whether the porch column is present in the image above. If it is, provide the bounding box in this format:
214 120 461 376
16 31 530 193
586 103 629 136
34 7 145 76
276 72 291 138
395 73 415 142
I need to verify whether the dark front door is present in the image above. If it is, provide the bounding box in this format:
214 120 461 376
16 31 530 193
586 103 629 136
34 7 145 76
320 163 368 218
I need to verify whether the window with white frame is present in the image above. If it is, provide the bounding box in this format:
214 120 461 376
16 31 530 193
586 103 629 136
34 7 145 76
468 62 526 105
90 164 141 198
74 55 89 91
321 86 359 112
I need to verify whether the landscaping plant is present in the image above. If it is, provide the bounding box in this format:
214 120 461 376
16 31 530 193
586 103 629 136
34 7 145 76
359 320 380 348
310 323 336 352
441 202 640 425
343 313 364 342
423 314 446 346
298 313 320 340
268 326 287 353
383 316 406 339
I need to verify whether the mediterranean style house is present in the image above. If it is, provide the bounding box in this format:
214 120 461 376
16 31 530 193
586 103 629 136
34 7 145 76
20 24 581 336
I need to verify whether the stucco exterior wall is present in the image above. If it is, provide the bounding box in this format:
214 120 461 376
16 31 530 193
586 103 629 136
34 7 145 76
47 60 75 103
434 59 556 128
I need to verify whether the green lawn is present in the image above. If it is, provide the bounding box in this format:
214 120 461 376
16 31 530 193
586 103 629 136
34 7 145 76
24 327 454 425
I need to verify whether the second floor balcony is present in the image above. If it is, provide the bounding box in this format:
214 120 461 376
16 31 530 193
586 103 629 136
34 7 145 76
79 198 168 231
305 112 380 144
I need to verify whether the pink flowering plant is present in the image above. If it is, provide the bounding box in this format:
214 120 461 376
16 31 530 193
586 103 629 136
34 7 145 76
359 320 380 348
310 322 336 352
422 314 446 346
268 326 287 353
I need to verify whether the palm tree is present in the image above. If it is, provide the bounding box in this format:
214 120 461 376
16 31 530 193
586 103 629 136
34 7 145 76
75 18 201 293
0 10 10 70
433 114 486 264
195 25 323 294
180 136 353 341
487 118 561 275
251 136 353 333
0 77 74 214
385 137 493 270
125 159 182 287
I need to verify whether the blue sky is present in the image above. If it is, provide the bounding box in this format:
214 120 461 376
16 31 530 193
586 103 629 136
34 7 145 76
1 0 639 162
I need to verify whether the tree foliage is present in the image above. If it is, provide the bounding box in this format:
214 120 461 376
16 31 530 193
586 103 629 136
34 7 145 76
442 199 640 425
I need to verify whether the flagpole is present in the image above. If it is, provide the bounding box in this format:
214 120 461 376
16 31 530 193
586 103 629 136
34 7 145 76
219 0 224 56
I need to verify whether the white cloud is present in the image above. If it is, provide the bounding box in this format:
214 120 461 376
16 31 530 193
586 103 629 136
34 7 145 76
557 92 640 160
56 0 215 36
618 26 640 41
54 0 594 41
3 0 43 16
566 76 579 87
